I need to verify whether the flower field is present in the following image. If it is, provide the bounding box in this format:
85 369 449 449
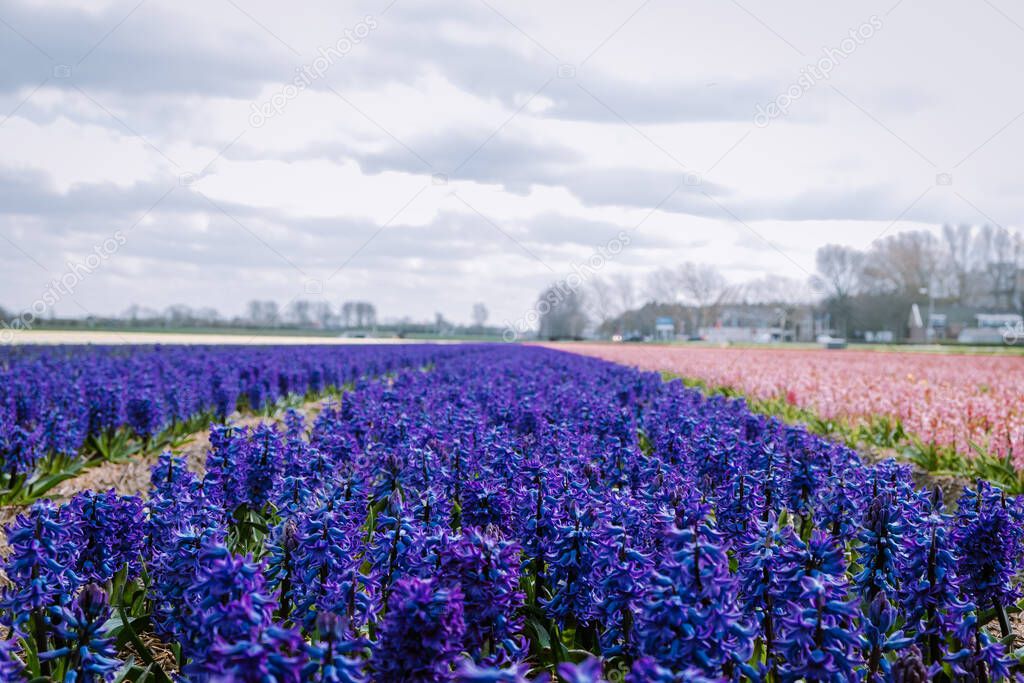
549 343 1024 466
2 344 1023 681
0 344 459 504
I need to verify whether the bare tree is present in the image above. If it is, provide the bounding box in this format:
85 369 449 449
1013 232 1024 312
860 231 942 296
291 300 313 327
812 245 863 300
678 263 730 304
246 300 280 326
164 304 194 326
811 244 866 338
537 281 588 340
586 276 617 327
588 274 638 335
350 302 376 327
340 301 376 328
340 302 355 328
974 225 1020 308
471 302 489 328
740 275 812 305
194 307 220 324
644 264 731 333
264 301 280 327
611 273 636 314
123 304 141 322
312 301 333 328
942 224 974 304
677 263 733 331
247 300 262 324
645 267 682 305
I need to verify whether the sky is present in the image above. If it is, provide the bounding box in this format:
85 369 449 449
1 0 1023 326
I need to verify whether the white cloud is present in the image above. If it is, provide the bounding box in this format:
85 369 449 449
0 0 1022 324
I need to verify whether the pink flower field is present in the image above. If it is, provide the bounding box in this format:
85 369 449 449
548 343 1024 464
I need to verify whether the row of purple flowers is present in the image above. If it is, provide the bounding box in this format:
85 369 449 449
0 344 463 501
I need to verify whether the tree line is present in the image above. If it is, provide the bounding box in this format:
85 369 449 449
3 300 497 337
538 225 1024 341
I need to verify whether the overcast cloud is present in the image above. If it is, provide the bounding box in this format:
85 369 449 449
2 0 1023 324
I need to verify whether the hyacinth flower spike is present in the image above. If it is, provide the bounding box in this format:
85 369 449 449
861 592 912 681
890 646 928 683
854 494 904 603
304 612 368 683
953 480 1024 641
371 577 466 683
556 657 607 683
777 576 862 682
39 584 122 683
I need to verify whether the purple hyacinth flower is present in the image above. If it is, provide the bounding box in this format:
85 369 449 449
39 584 122 681
439 528 525 663
64 489 145 583
556 657 606 683
372 577 466 683
456 661 536 683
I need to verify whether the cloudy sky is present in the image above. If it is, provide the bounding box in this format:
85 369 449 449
2 0 1023 325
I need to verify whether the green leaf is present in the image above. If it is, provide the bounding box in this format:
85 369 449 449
115 607 172 683
526 618 552 650
112 658 138 683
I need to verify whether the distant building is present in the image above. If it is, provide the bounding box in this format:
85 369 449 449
700 303 825 343
702 325 789 344
956 313 1023 344
654 317 675 340
928 313 947 341
976 313 1022 329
